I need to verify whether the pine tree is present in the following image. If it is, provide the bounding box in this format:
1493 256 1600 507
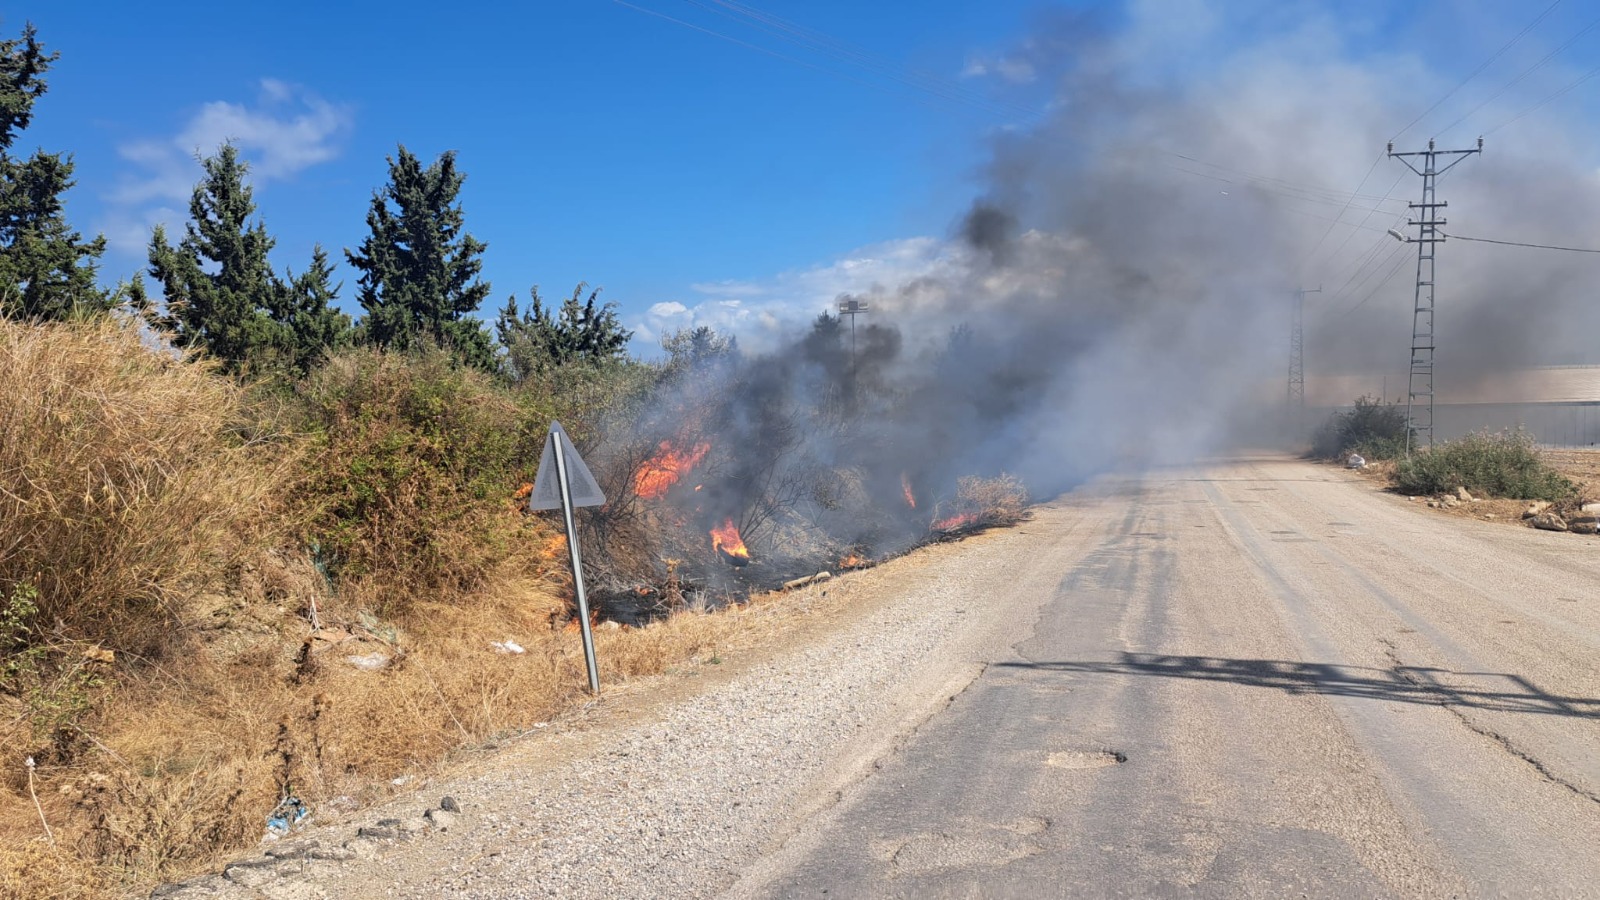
148 143 284 372
495 282 633 380
662 325 737 370
346 146 493 369
0 24 108 321
273 245 351 375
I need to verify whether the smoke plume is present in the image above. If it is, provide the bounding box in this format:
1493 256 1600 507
602 1 1600 595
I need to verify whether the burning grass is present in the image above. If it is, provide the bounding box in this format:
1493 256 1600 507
633 440 711 499
0 324 752 897
931 474 1029 534
0 318 1038 897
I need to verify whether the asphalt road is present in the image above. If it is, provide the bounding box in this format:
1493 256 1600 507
729 454 1600 898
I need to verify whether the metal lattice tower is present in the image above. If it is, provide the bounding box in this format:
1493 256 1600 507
1388 137 1481 454
1289 287 1319 431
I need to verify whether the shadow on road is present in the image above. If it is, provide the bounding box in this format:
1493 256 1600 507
996 654 1600 720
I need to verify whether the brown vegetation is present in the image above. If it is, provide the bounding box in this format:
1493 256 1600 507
0 322 740 897
0 320 1034 897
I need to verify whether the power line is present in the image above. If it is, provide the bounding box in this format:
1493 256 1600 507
611 0 883 90
613 0 1033 120
1445 232 1600 253
1334 244 1413 317
1162 151 1408 205
1484 60 1600 135
1322 218 1412 306
1435 10 1600 138
1315 3 1570 291
1295 153 1385 279
686 0 1038 119
620 0 1415 234
1390 0 1564 142
1310 171 1411 283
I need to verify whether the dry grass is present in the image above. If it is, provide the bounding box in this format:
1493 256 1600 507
956 473 1029 526
0 323 743 896
0 318 297 657
0 320 1000 898
1 544 746 898
0 841 105 899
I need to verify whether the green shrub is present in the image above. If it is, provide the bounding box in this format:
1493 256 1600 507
1310 395 1412 460
296 346 553 611
1395 430 1576 500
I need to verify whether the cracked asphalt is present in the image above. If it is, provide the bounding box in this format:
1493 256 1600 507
308 453 1600 898
731 454 1600 898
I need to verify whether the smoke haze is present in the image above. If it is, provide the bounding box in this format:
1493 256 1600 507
629 0 1600 517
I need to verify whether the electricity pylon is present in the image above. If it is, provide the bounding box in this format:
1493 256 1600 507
1289 286 1319 434
1388 137 1481 454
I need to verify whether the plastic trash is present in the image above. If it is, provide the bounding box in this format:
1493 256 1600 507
264 796 310 838
491 640 525 654
1346 453 1367 469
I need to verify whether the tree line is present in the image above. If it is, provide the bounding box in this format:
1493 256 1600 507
0 23 634 378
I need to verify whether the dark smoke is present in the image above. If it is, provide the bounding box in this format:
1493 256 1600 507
606 2 1600 594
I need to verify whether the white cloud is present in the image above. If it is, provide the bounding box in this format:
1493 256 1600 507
630 237 964 352
961 53 1036 84
648 301 689 317
101 80 352 254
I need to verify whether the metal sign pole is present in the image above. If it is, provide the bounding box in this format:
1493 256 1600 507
552 434 601 694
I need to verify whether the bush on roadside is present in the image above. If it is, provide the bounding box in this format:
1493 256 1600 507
295 346 553 613
1395 429 1576 500
1310 395 1412 460
960 474 1029 525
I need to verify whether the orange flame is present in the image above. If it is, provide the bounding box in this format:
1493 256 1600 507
901 472 916 509
840 552 869 569
932 512 979 532
634 440 711 499
709 519 751 560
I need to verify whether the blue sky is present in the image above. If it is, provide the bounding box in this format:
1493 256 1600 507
15 1 1600 352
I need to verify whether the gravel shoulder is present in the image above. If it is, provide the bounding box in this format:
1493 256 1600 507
235 501 1097 899
157 453 1600 899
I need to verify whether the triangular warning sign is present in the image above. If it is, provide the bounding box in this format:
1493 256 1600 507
528 421 606 510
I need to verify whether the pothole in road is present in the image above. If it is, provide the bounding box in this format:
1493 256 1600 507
1046 749 1126 770
874 817 1049 875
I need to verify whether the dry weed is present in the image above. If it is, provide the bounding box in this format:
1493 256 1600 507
957 474 1029 525
0 839 105 900
0 318 298 656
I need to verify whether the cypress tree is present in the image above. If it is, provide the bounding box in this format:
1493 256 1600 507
345 145 493 369
0 24 108 321
148 143 283 372
495 283 634 381
273 245 352 375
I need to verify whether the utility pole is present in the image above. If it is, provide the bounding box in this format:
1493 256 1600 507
838 296 869 360
1388 137 1481 455
1289 286 1319 434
